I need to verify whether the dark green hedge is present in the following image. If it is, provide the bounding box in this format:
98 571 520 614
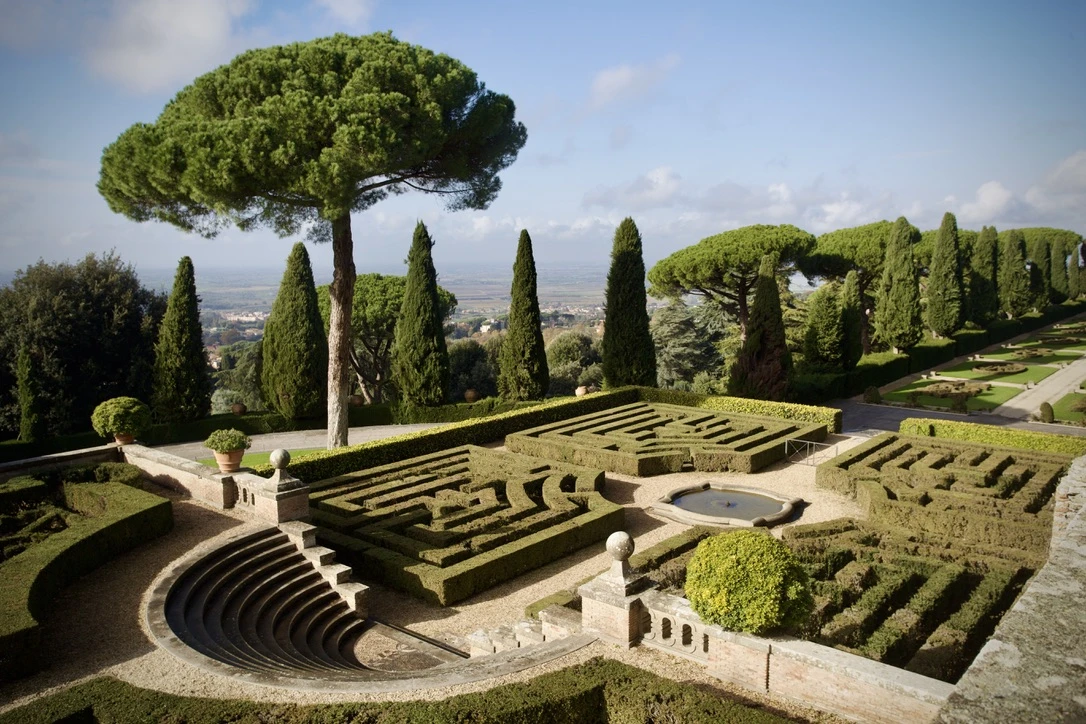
638 387 841 432
952 329 990 356
899 417 1086 455
391 397 543 424
0 657 789 724
907 338 957 374
0 480 172 681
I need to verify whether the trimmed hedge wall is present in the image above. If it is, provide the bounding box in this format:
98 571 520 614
899 417 1086 455
638 387 842 432
0 480 173 681
0 658 790 724
907 338 957 375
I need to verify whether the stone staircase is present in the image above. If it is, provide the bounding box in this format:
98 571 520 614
163 525 371 678
465 605 582 657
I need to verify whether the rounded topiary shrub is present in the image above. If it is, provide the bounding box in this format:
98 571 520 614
685 530 813 635
863 386 882 404
1039 401 1055 423
91 396 152 439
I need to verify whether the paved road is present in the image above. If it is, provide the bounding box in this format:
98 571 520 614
155 423 444 460
831 399 1086 437
990 353 1086 420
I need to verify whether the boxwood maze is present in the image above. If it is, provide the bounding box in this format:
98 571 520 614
309 446 623 605
816 433 1067 567
506 402 828 475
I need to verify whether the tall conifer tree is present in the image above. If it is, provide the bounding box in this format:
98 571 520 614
924 212 963 337
1050 240 1069 303
1028 237 1051 309
1069 243 1083 300
152 256 212 422
999 230 1031 319
802 282 843 371
392 222 450 406
498 230 549 400
840 270 864 371
968 226 1000 326
602 217 656 387
727 253 792 400
16 342 45 442
873 217 922 353
262 243 328 418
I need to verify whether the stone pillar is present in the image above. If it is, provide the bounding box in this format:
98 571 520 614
244 449 310 523
578 531 647 649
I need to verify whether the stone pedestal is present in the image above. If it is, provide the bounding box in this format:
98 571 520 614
578 531 647 649
237 449 311 524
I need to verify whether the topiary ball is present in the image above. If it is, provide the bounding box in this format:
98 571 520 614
685 530 812 635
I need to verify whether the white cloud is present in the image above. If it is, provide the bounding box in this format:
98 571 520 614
589 53 680 110
959 181 1014 224
313 0 375 27
1025 150 1086 214
86 0 255 93
583 166 684 210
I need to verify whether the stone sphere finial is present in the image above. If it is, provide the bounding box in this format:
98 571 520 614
606 531 634 562
270 449 291 470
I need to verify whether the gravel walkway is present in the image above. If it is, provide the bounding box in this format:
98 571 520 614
0 433 864 720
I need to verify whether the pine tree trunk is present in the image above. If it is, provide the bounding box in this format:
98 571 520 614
327 214 355 449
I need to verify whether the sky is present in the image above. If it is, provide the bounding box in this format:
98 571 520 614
1 0 1085 281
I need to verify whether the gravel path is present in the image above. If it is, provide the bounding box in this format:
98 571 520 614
0 433 864 720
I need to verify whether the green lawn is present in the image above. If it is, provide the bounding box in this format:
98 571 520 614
198 447 323 468
883 379 1023 411
1017 334 1086 351
979 349 1081 365
1051 392 1086 423
935 360 1057 385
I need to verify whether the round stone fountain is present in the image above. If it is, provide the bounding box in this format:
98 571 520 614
651 482 801 528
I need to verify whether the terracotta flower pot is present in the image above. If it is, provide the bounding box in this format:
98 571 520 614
213 449 245 473
231 402 247 415
464 388 480 403
113 433 135 445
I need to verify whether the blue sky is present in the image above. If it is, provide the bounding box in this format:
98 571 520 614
1 0 1084 279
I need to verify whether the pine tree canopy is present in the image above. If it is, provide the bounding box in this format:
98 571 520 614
391 222 450 406
650 301 722 388
152 256 212 422
873 217 923 353
262 242 328 418
999 230 1031 319
727 253 792 400
968 226 1000 326
602 217 656 387
98 32 526 447
924 211 964 337
649 224 814 338
498 229 548 400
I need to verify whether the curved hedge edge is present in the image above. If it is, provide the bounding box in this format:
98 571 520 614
0 483 173 681
0 657 790 724
899 417 1086 456
638 387 842 433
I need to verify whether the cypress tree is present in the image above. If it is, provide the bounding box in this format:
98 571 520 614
152 256 211 422
16 342 45 442
498 230 549 400
727 253 792 400
873 217 923 353
1050 239 1069 303
968 226 1000 326
924 212 963 337
262 242 328 418
1069 243 1083 300
391 222 450 406
840 270 864 371
601 217 656 387
803 282 843 371
1028 237 1051 309
999 230 1031 319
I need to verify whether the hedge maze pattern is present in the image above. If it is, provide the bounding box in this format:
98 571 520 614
506 402 828 475
309 446 623 605
785 520 1030 683
816 433 1068 567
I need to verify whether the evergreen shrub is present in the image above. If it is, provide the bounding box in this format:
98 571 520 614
685 530 813 634
863 386 882 404
1039 402 1055 423
90 397 152 440
898 417 1086 455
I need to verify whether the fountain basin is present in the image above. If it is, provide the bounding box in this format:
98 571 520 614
651 482 801 528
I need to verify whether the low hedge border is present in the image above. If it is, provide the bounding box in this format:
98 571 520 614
0 480 173 681
638 387 842 432
0 657 790 724
899 417 1086 455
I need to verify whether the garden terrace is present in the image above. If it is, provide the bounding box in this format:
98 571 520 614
505 402 828 475
309 446 623 605
815 433 1070 568
783 519 1030 683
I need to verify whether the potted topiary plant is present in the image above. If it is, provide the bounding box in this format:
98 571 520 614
91 397 152 445
204 428 252 473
